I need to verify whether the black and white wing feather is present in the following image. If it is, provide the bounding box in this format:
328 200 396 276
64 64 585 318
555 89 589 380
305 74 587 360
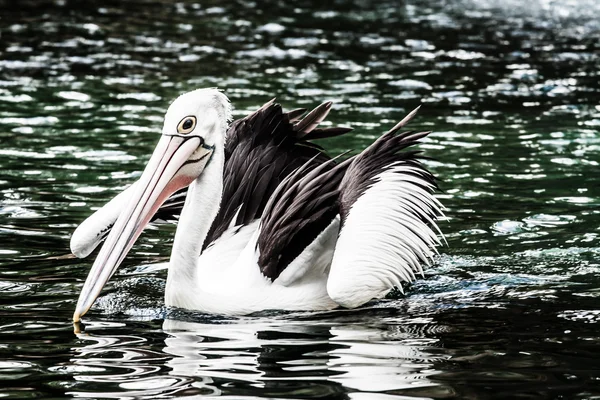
203 100 350 248
256 156 351 281
327 107 445 308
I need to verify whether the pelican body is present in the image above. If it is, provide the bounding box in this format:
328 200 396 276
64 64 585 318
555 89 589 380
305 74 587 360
71 89 445 321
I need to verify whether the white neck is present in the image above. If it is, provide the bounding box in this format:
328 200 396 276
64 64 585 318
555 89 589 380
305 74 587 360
167 146 224 287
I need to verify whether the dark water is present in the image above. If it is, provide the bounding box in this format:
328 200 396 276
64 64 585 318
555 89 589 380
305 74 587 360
1 0 600 398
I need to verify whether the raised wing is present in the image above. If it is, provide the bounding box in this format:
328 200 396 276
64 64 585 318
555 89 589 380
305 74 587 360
253 106 444 307
327 107 445 308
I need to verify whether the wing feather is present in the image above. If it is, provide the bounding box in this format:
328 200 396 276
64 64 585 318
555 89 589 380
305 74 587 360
203 100 351 247
256 157 351 281
327 107 445 308
293 101 332 137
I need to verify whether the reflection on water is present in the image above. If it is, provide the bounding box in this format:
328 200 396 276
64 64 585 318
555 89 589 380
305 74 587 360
70 315 449 398
1 0 600 398
65 297 600 399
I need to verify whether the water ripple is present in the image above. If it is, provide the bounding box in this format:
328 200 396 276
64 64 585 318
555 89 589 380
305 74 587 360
1 0 600 398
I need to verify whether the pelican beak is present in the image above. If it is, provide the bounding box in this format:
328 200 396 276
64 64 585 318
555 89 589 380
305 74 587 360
73 134 212 322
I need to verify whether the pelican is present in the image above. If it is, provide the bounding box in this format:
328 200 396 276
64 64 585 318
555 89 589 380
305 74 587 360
71 88 445 322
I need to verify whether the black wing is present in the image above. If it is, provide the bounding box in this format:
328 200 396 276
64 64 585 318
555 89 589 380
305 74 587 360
204 100 351 248
256 106 444 288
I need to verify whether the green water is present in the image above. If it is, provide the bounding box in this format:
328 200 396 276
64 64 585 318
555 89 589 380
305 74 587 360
1 0 600 398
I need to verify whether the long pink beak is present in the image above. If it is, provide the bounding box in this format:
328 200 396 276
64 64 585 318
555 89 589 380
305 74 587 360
73 135 203 322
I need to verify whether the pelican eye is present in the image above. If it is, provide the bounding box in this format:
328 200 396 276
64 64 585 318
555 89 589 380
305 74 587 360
177 116 197 134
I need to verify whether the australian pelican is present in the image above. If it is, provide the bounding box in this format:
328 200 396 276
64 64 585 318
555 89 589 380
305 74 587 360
71 88 445 322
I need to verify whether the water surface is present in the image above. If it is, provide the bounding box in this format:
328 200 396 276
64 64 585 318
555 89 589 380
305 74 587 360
1 0 600 398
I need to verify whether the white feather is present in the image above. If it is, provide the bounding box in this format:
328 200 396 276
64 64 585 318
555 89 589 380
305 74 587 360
164 217 339 315
327 164 444 308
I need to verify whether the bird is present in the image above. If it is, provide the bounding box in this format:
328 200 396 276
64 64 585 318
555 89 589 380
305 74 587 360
70 88 445 322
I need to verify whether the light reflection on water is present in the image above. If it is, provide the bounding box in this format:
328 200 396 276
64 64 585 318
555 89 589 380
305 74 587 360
1 0 600 398
69 316 450 398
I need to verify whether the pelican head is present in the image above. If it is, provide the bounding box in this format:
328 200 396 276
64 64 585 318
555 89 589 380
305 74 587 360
72 88 230 322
